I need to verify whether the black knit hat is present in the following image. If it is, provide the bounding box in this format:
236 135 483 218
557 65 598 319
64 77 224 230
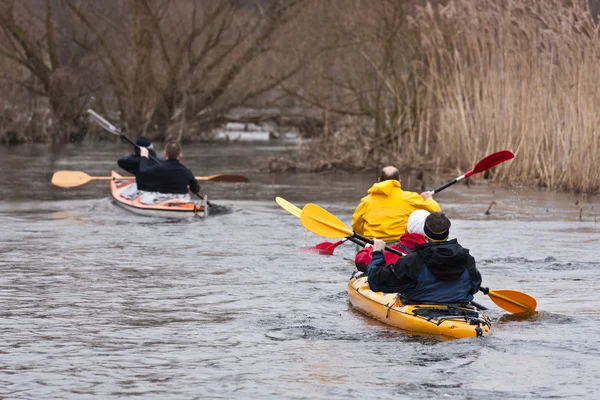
133 136 153 156
424 212 451 242
135 137 153 149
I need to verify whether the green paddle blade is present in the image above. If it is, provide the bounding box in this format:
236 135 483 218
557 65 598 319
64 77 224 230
300 203 353 238
275 197 302 218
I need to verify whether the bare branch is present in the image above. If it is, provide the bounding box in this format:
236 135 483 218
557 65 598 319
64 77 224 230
140 0 171 69
45 0 59 70
0 74 46 96
66 1 128 95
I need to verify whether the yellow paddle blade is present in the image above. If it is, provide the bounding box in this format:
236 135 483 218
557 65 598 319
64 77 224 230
51 171 93 187
275 196 302 218
487 289 537 314
300 203 353 238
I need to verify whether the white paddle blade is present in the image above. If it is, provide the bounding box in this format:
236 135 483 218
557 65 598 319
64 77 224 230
87 109 120 135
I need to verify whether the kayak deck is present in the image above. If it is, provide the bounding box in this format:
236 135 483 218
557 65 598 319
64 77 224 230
347 274 491 339
110 171 207 218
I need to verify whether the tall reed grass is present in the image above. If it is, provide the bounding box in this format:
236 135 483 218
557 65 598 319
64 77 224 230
412 0 600 193
299 0 600 194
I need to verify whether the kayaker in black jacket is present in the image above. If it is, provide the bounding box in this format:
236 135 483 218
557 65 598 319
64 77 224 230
139 141 200 197
367 212 482 304
117 137 161 192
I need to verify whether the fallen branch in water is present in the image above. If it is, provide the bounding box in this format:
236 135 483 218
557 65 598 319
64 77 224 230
485 201 497 216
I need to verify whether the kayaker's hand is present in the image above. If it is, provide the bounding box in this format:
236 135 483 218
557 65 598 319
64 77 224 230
372 239 386 252
140 147 149 158
420 190 433 200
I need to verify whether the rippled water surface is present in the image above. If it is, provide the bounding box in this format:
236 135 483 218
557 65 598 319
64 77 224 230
1 141 599 399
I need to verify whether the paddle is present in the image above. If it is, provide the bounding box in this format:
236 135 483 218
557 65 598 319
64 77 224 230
276 197 357 255
87 109 212 205
51 171 248 188
300 203 405 256
275 196 301 218
479 287 537 314
87 109 163 165
432 150 515 194
275 197 369 253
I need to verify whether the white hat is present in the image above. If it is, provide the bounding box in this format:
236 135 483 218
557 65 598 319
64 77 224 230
407 209 430 235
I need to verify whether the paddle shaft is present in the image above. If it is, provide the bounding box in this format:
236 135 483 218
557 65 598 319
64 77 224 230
470 300 488 311
310 228 405 257
350 233 405 257
432 169 479 194
431 150 514 194
432 173 468 194
95 175 244 182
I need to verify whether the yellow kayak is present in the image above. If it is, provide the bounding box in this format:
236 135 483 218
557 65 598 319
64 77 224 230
347 275 492 339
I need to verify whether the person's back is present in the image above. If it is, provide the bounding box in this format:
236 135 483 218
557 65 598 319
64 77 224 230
139 141 200 196
352 166 441 243
117 137 161 192
366 212 482 304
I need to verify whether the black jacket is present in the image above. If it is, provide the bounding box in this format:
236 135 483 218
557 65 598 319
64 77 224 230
117 149 161 192
368 239 482 303
139 157 200 195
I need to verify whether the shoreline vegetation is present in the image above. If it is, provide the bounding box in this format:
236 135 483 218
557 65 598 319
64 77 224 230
1 1 599 194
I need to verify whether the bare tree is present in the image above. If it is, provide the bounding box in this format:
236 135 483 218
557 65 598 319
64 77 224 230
67 0 310 141
0 0 99 141
282 1 435 150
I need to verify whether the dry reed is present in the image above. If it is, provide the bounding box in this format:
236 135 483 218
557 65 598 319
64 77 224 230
296 0 600 194
413 0 600 193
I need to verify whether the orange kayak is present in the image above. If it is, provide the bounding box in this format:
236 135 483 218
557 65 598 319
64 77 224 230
347 275 492 339
110 171 207 218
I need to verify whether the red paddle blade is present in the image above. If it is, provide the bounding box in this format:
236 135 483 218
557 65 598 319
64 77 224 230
302 240 344 256
466 150 514 177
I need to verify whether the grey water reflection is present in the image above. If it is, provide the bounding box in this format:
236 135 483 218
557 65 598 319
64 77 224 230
0 141 599 399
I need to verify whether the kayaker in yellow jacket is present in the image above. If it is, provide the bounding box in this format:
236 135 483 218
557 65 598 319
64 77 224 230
351 166 441 243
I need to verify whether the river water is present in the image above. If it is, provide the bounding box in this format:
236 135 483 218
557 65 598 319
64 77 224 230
1 141 599 399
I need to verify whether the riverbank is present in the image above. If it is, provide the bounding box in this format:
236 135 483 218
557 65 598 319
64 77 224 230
267 114 600 196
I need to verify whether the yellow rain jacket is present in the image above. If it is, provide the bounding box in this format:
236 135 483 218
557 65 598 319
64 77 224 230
351 180 441 243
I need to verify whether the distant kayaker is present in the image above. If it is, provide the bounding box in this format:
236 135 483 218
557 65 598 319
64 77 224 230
138 141 200 204
117 137 161 194
351 166 441 243
367 212 482 304
354 209 430 273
